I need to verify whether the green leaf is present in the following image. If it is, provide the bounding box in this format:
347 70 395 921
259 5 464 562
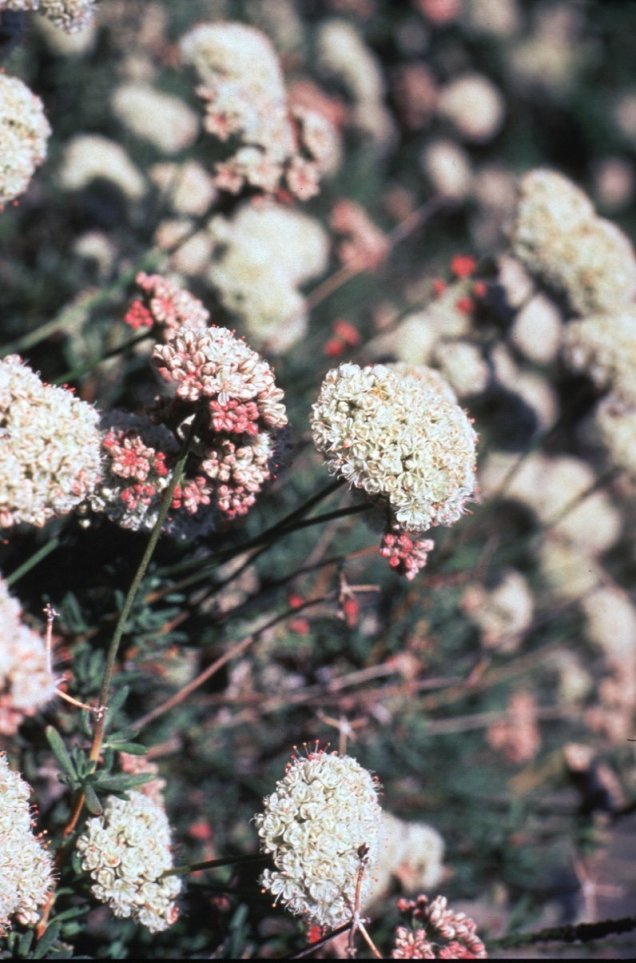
103 741 147 755
46 726 78 781
93 772 153 792
83 783 103 815
34 921 62 960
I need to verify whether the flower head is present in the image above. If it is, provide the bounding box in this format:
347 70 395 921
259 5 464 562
311 363 477 533
0 73 51 206
0 355 102 529
254 748 382 929
1 0 96 32
0 754 54 933
392 894 487 959
76 791 181 933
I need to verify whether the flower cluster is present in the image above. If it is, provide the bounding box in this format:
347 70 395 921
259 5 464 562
0 0 95 33
111 83 199 156
379 528 435 580
510 169 636 314
0 73 51 206
59 134 146 200
0 754 54 933
486 689 541 764
311 363 477 534
254 749 382 929
0 355 102 529
461 569 534 652
76 791 181 933
563 307 636 405
180 22 338 199
330 199 389 272
207 200 329 352
0 577 56 735
391 894 488 959
437 72 505 142
367 813 445 906
124 272 210 336
592 394 636 480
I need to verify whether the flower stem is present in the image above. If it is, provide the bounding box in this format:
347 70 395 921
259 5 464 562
6 536 61 587
164 853 267 877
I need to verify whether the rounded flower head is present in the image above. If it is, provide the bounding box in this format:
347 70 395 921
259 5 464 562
311 363 477 533
254 749 382 929
0 576 57 735
1 1 96 32
562 308 636 405
0 73 51 206
510 169 636 314
76 791 181 933
0 355 102 529
0 754 54 933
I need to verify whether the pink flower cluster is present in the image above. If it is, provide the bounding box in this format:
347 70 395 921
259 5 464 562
392 895 487 959
379 528 435 580
180 24 338 200
124 272 210 336
330 199 389 272
94 276 288 532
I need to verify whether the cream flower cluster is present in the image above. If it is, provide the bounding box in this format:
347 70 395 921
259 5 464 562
0 355 102 529
59 135 146 201
180 22 338 199
461 569 534 653
311 363 477 534
592 394 636 480
563 308 636 405
510 169 636 314
111 84 199 156
367 813 445 907
0 577 56 735
437 72 505 143
207 200 329 352
254 749 382 929
0 754 54 933
0 73 51 206
76 791 181 933
0 0 95 33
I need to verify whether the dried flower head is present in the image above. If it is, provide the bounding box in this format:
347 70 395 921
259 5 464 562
0 577 57 735
254 748 382 929
392 894 488 959
0 754 54 933
0 355 102 529
0 73 51 206
311 363 477 533
510 169 636 314
124 272 210 336
76 791 181 933
0 1 95 33
379 528 435 580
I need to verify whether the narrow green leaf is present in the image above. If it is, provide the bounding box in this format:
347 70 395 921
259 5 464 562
45 726 78 781
103 741 147 755
34 921 62 960
84 783 103 815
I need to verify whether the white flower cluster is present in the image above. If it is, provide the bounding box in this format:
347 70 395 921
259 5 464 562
311 363 477 533
0 577 56 735
76 791 181 933
367 812 445 907
0 355 102 529
207 201 329 352
180 22 338 199
510 169 636 314
563 308 636 405
316 19 395 150
111 83 199 156
461 569 534 652
0 0 95 32
254 750 382 929
0 754 54 932
59 135 146 200
0 73 51 206
592 394 636 480
438 72 505 142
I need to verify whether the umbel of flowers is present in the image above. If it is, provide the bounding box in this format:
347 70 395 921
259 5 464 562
254 748 382 930
179 22 338 199
0 1 96 33
0 754 54 934
311 362 477 576
76 791 181 933
391 894 487 959
0 576 56 736
0 73 51 207
0 355 102 529
89 274 288 532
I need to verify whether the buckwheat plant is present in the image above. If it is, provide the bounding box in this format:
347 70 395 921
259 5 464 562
0 754 54 934
391 894 488 959
76 791 181 933
0 1 96 33
0 73 51 206
254 749 382 929
0 355 102 529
